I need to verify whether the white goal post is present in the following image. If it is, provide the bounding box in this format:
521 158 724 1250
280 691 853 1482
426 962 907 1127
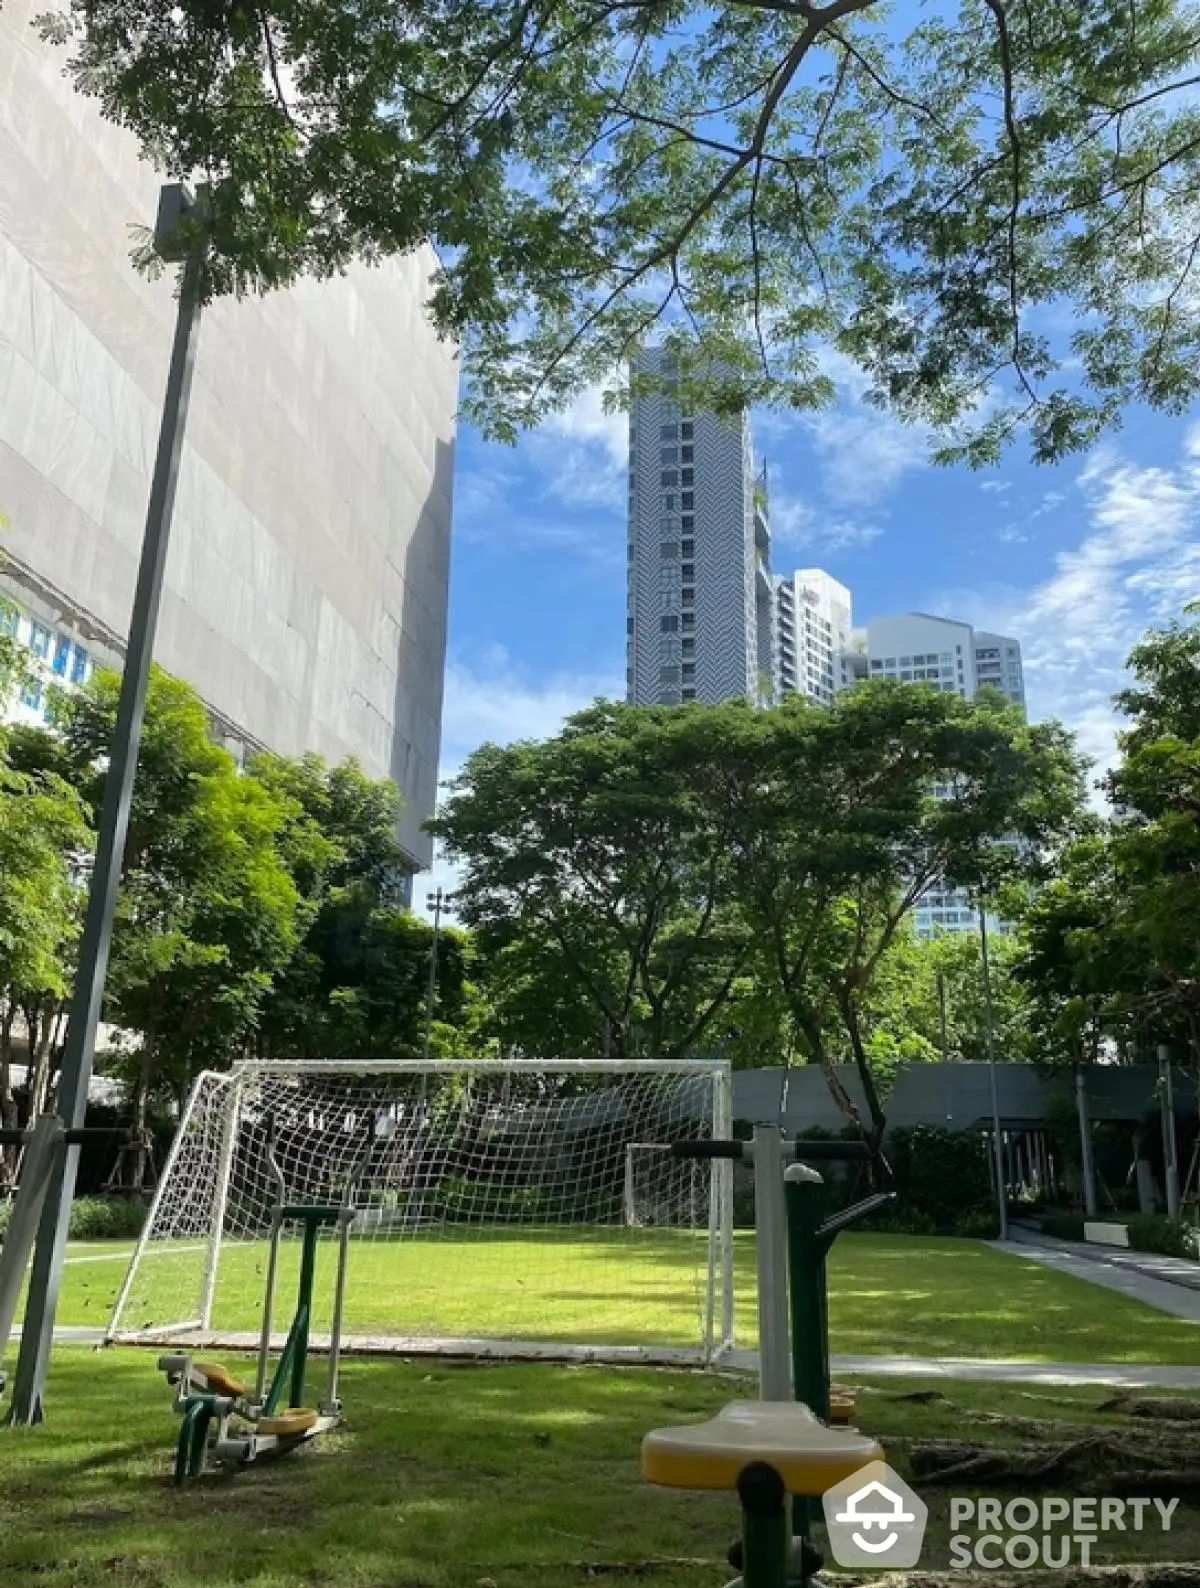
108 1058 735 1365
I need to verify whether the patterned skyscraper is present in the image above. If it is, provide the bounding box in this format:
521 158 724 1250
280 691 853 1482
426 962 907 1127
626 350 772 706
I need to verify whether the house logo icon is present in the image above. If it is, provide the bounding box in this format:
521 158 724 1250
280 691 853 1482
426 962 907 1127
823 1460 928 1568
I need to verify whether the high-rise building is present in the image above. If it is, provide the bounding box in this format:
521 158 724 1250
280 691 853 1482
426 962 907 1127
1 3 458 883
626 350 773 706
774 569 854 705
842 612 1026 935
842 613 1025 712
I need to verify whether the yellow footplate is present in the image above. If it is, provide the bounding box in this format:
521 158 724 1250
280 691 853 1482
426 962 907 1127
258 1408 320 1438
195 1363 248 1398
641 1400 880 1497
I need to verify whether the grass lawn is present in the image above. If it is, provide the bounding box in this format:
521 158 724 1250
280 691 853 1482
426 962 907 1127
43 1230 1200 1365
1 1352 1197 1588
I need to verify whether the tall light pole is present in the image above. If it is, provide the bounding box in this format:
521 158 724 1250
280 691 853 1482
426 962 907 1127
978 902 1009 1242
4 186 207 1425
421 886 444 1064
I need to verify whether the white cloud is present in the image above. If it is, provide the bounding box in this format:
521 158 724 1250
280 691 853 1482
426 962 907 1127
530 383 628 510
980 479 1012 494
804 407 931 507
412 647 624 916
770 488 884 556
940 424 1200 795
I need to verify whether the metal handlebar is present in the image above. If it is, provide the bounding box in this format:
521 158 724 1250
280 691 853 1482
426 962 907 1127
0 1125 134 1147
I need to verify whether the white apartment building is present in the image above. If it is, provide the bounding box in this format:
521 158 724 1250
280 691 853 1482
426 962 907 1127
626 350 774 706
775 569 854 705
843 613 1026 711
842 611 1026 935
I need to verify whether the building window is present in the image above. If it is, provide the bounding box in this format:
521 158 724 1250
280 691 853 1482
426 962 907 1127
681 469 694 486
660 615 679 632
626 618 634 635
682 588 694 608
661 541 679 559
681 563 694 580
681 613 695 631
660 447 677 465
660 665 679 684
658 690 678 705
628 543 635 561
664 493 675 510
681 445 693 464
0 604 16 637
681 514 694 531
681 492 694 510
870 659 882 671
29 622 50 659
681 539 694 557
52 635 70 676
660 423 677 439
682 638 695 656
22 680 42 710
681 663 696 681
681 421 694 439
661 469 678 486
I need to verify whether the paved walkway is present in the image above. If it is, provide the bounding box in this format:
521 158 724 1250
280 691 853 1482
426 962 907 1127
21 1329 1200 1391
1010 1224 1200 1290
994 1228 1200 1322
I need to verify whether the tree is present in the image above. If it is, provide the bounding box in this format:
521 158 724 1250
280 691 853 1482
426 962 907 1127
1014 607 1200 1066
432 701 760 1061
35 2 1200 457
729 684 1085 1141
861 925 1035 1075
246 753 472 1059
54 667 306 1164
0 749 90 1186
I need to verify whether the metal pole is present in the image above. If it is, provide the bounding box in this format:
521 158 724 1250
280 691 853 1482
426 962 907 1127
421 887 444 1064
1076 1066 1098 1221
751 1125 792 1401
1159 1043 1181 1221
6 186 206 1426
978 905 1009 1242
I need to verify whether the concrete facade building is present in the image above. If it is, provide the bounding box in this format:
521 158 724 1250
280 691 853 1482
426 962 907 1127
626 350 773 706
0 2 458 877
774 568 854 705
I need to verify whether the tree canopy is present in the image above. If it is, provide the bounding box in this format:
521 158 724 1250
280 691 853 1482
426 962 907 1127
435 685 1086 1133
33 0 1200 456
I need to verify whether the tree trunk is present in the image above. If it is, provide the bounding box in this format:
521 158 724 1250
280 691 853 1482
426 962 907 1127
837 992 888 1151
0 1001 17 1192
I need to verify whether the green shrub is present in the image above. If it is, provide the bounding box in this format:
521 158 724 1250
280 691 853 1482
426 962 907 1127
0 1194 147 1247
1127 1214 1197 1260
952 1209 1001 1240
1040 1210 1085 1241
879 1125 995 1233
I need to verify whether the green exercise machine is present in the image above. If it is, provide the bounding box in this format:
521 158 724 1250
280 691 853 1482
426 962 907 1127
159 1118 373 1484
641 1126 894 1588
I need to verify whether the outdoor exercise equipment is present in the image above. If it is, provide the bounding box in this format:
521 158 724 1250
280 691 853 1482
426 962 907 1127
641 1126 893 1588
0 1117 133 1411
158 1117 372 1484
643 1401 881 1588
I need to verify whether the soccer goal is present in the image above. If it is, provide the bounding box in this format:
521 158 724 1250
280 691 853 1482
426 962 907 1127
108 1059 735 1365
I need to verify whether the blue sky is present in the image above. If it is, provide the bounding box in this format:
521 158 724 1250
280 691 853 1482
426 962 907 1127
413 355 1200 913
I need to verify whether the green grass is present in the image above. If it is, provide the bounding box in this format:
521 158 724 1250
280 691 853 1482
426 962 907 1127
43 1230 1200 1366
1 1353 1197 1588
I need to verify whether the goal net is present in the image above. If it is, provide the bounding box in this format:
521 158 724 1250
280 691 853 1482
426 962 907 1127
108 1059 735 1364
